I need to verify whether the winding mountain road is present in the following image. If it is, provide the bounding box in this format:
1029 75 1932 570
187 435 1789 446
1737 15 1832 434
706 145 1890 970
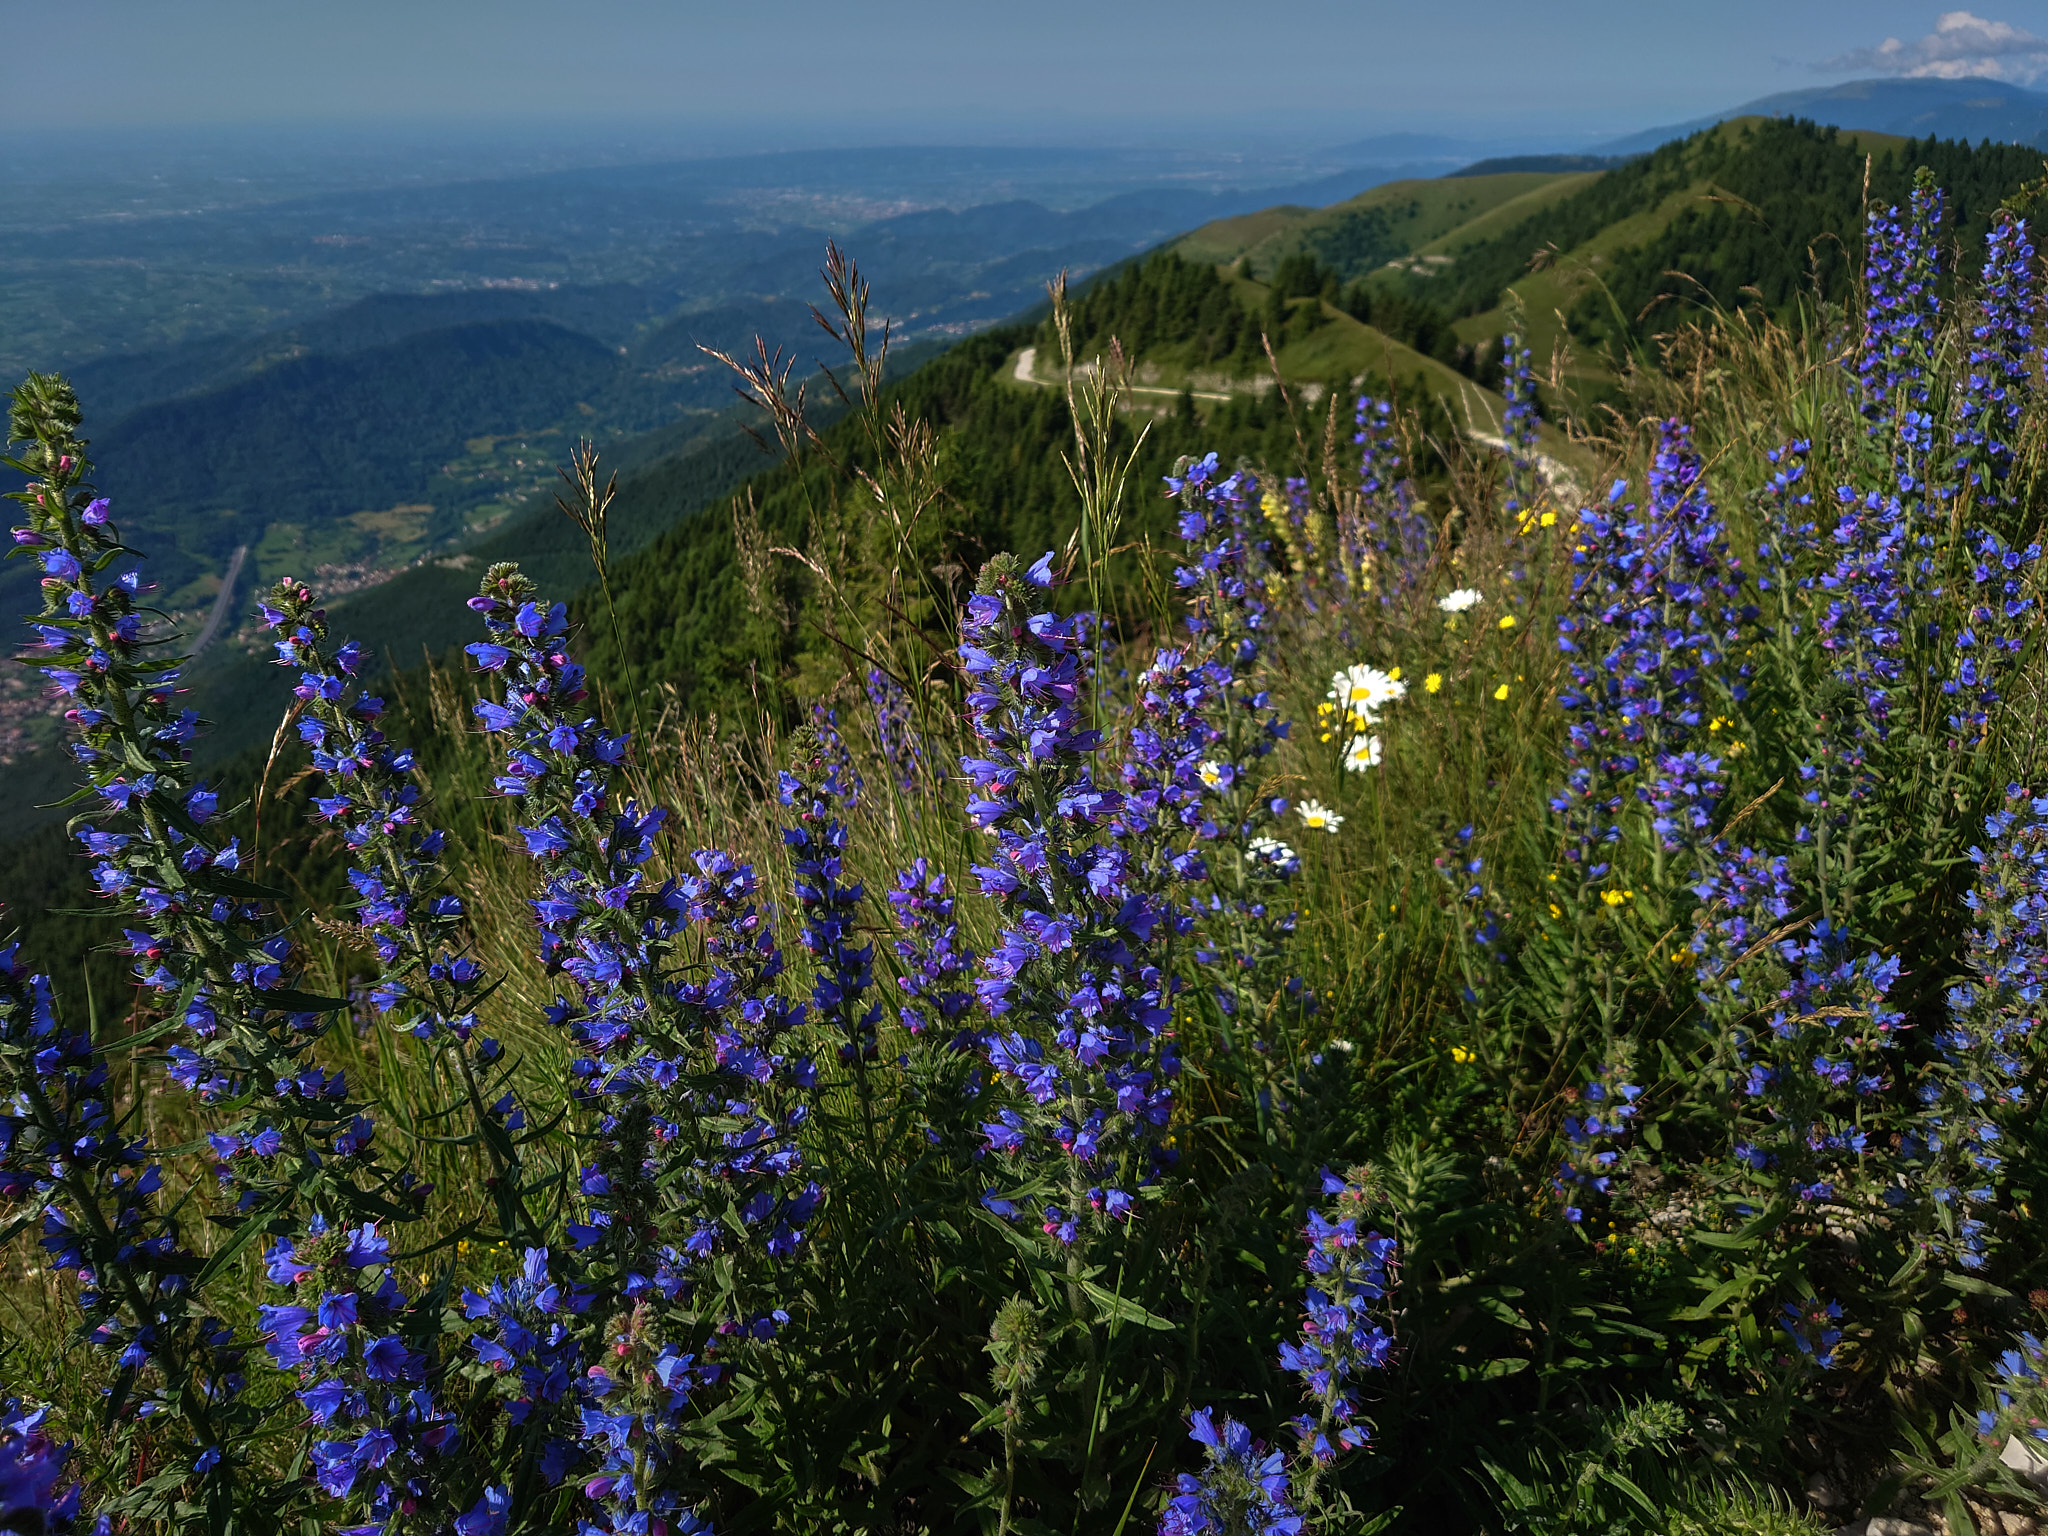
190 544 248 657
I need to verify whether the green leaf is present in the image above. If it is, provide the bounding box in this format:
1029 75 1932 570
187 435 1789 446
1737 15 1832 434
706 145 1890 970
1596 1468 1659 1516
186 868 289 901
1079 1281 1176 1331
1943 1273 2015 1299
254 986 350 1014
1667 1273 1757 1322
1473 1293 1531 1329
196 1212 281 1288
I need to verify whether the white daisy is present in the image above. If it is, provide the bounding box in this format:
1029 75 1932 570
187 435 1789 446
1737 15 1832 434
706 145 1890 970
1342 734 1383 773
1295 799 1344 834
1248 834 1298 866
1197 759 1228 790
1327 663 1406 725
1438 587 1483 613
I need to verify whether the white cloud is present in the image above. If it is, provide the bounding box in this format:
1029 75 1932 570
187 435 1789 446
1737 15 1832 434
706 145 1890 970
1820 10 2048 86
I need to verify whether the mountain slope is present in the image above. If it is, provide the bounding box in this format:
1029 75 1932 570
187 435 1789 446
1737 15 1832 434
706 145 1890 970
1595 74 2048 157
1172 171 1593 283
1422 117 2045 387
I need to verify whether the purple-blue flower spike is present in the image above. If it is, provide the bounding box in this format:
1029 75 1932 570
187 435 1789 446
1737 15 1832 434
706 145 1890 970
262 578 531 1237
864 666 927 795
1857 170 1943 430
781 721 881 1063
1553 422 1751 900
1552 1063 1642 1226
9 385 382 1240
889 859 979 1050
467 563 818 1296
1354 395 1432 599
1158 1408 1302 1536
1952 211 2037 510
959 550 1181 1243
1280 1167 1397 1469
1690 835 1903 1293
461 1244 592 1499
467 564 816 1524
256 1216 463 1526
1926 786 2048 1271
1148 457 1304 1073
1500 330 1541 521
0 939 245 1495
571 1300 724 1536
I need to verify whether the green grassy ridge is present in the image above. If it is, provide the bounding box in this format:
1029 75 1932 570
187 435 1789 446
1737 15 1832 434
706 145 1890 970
1415 119 2043 352
1173 170 1585 282
1035 246 1587 482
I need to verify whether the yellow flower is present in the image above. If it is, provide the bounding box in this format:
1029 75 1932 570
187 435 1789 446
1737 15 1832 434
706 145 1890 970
1539 510 1557 527
1387 666 1402 681
1497 614 1516 630
1450 1046 1474 1064
1493 683 1510 701
1424 672 1442 694
1548 902 1562 919
1599 888 1636 907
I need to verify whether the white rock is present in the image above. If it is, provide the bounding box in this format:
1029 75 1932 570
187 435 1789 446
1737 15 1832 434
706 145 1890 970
2004 1434 2048 1492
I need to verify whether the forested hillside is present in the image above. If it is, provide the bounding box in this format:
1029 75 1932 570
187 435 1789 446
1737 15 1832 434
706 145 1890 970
582 323 1356 717
1174 118 2048 396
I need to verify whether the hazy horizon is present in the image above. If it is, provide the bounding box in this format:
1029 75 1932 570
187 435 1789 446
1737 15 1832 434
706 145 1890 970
21 1 2048 149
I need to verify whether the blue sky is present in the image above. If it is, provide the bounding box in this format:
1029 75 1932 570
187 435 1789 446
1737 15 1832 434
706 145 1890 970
20 1 2048 144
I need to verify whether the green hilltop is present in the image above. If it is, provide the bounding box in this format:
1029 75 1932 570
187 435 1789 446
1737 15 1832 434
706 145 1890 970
1172 168 1599 282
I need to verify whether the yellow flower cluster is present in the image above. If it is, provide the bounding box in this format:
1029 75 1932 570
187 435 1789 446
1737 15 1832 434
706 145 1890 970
1708 715 1747 756
1599 888 1636 907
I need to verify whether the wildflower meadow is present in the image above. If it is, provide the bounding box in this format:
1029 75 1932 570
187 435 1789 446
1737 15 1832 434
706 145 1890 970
11 167 2048 1536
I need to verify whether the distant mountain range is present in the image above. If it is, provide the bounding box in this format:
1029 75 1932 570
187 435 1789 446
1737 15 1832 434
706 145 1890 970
1594 75 2048 156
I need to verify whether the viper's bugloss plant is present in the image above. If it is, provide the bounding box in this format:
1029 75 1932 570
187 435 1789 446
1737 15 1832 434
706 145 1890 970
0 940 248 1514
18 158 2048 1536
263 578 540 1245
1354 395 1432 599
1158 1409 1301 1536
1925 786 2048 1271
1499 330 1541 522
960 550 1181 1242
1157 457 1299 1029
